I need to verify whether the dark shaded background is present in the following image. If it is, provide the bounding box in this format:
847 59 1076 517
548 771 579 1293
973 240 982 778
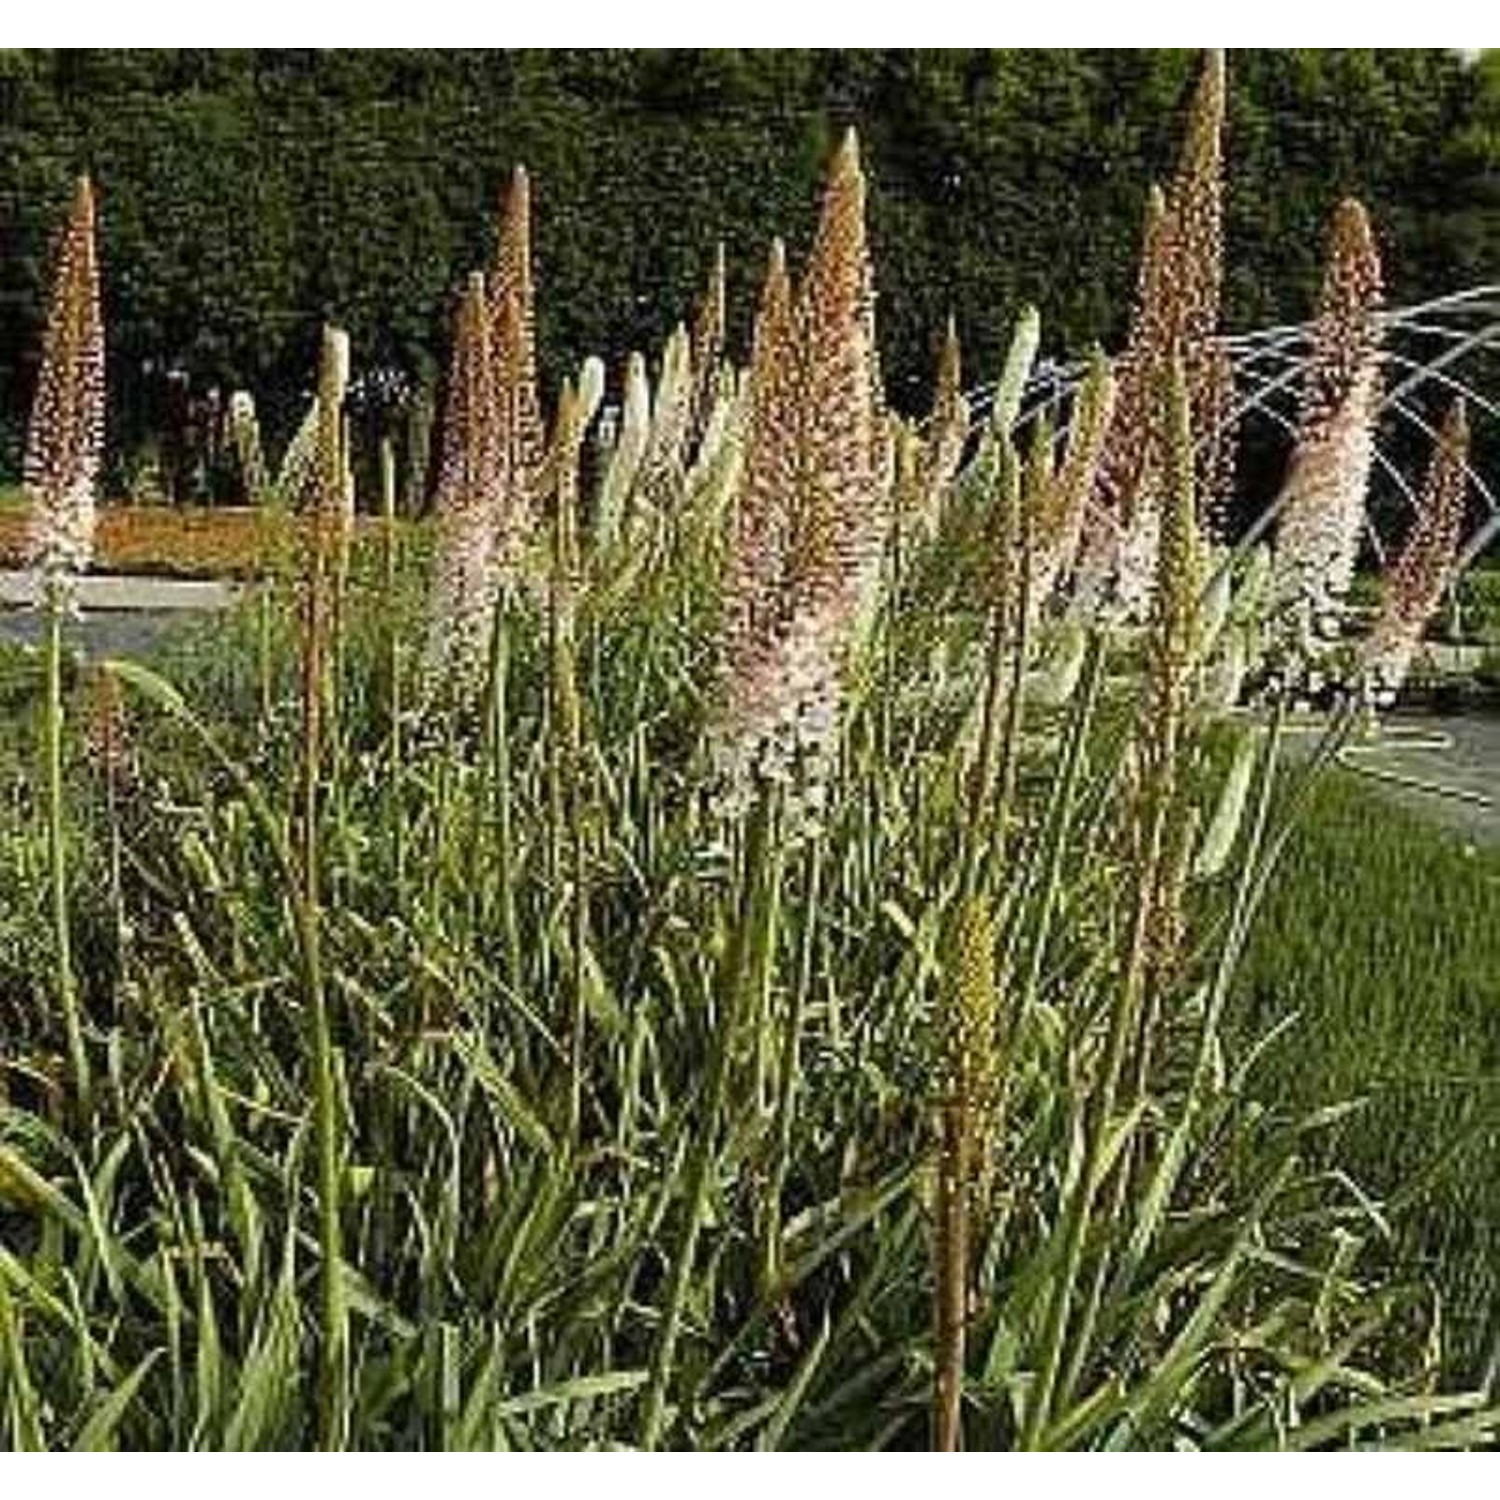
2 48 1497 514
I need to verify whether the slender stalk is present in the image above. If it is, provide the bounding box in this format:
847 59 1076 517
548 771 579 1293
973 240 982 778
639 790 777 1450
488 600 521 991
931 895 998 1452
258 583 274 724
1018 632 1107 1006
1021 745 1170 1451
299 513 347 1450
550 414 589 1143
1115 699 1288 1289
759 829 821 1295
379 435 405 897
750 797 785 1116
983 514 1034 897
44 589 88 1118
965 604 1009 895
933 1094 970 1451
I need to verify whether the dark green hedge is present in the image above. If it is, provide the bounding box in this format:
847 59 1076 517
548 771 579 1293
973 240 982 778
1 49 1497 492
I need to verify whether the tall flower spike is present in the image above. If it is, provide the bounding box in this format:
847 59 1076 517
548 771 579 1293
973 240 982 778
1086 51 1228 622
1076 185 1169 615
576 354 606 432
489 165 543 566
796 128 882 610
1362 399 1468 699
427 273 502 676
989 305 1041 442
489 165 536 396
637 323 695 515
1133 352 1203 984
713 133 883 821
25 174 104 583
1301 199 1383 432
964 304 1039 511
491 284 539 583
1272 199 1384 651
1169 48 1226 349
1150 350 1205 702
1037 349 1116 604
317 326 353 526
716 239 796 795
1102 185 1171 505
1172 51 1234 537
689 240 728 452
932 892 1001 1452
229 390 270 506
597 351 650 543
843 138 888 491
917 315 969 528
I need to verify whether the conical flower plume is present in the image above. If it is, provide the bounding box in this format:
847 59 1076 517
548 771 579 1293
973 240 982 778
1171 49 1232 526
491 283 540 581
688 240 728 452
916 315 970 527
489 165 537 411
488 165 543 567
715 240 797 797
276 396 322 511
637 322 695 515
1085 51 1228 620
317 325 353 526
713 131 884 817
1301 199 1384 430
1131 351 1204 983
25 174 104 581
229 390 270 505
989 305 1041 443
576 354 606 431
1272 198 1384 648
795 129 883 609
1362 399 1468 698
1169 48 1226 350
1036 348 1116 603
1076 185 1170 615
597 351 650 542
931 891 1001 1452
427 272 502 675
1149 351 1205 708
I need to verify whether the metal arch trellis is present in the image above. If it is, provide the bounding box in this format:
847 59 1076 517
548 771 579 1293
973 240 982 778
955 284 1500 576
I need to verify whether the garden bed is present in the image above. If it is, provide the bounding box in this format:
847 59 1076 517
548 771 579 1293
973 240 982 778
0 498 396 579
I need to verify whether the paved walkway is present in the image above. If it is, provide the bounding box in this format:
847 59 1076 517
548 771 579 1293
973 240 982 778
1336 711 1500 847
0 571 240 657
0 570 239 611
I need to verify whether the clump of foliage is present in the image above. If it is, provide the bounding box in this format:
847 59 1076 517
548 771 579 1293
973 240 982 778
1 52 1497 1455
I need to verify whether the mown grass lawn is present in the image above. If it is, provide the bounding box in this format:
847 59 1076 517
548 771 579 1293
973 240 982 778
1236 766 1500 1382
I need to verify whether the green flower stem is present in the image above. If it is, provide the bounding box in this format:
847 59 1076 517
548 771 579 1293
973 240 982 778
45 590 89 1119
640 789 778 1450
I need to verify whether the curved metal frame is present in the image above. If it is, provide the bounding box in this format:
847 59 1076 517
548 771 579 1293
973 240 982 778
952 284 1500 575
